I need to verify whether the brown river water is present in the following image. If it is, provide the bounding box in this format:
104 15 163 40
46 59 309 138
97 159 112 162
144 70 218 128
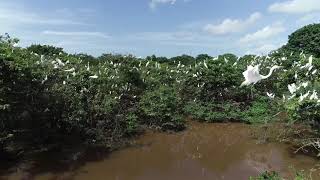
1 122 320 180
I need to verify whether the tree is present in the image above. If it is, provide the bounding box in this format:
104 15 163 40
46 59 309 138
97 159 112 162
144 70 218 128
170 54 195 65
196 54 212 61
27 44 64 56
285 23 320 57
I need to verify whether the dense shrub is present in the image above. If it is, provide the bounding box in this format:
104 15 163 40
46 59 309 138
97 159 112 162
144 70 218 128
285 99 320 125
139 86 185 130
242 96 279 124
27 44 64 56
183 101 243 122
249 171 308 180
249 171 282 180
285 23 320 57
184 96 278 124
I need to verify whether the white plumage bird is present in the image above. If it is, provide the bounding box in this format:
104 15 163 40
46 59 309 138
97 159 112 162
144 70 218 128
310 90 318 100
64 68 75 72
266 92 275 99
299 91 310 102
240 65 282 87
288 83 299 94
89 75 98 79
204 61 208 69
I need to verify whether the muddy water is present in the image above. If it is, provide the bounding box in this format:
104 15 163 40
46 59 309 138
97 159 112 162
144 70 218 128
2 122 320 180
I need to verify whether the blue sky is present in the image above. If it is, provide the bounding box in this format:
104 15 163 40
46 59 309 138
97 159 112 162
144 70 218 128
1 0 320 57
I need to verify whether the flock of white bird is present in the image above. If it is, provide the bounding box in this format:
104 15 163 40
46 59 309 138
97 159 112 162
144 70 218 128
32 52 319 104
241 55 319 104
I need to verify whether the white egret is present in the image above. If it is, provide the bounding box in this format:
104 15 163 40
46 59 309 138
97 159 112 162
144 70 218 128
40 55 45 63
224 57 228 63
204 61 208 69
288 83 300 94
240 65 282 87
310 90 318 100
56 58 65 66
64 68 75 72
177 61 181 68
86 62 90 71
302 82 309 88
41 75 48 84
89 75 98 79
300 55 313 70
299 91 310 102
267 92 275 99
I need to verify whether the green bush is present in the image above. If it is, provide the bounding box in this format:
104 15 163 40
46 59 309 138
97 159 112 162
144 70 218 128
242 96 279 124
139 86 185 131
249 171 282 180
183 101 243 122
249 171 308 180
285 98 320 125
285 23 320 57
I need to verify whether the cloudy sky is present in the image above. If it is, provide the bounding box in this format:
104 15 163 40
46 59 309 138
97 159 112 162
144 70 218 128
1 0 319 57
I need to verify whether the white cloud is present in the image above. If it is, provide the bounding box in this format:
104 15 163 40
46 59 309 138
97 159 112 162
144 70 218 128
42 31 110 39
0 2 88 35
130 31 196 41
149 0 177 9
55 8 96 18
239 23 285 43
297 13 320 25
245 44 282 55
269 0 320 14
0 8 85 26
203 12 261 35
125 31 227 49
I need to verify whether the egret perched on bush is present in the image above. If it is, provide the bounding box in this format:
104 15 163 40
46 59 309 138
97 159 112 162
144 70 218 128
89 74 98 79
240 65 282 87
267 92 275 99
288 83 300 94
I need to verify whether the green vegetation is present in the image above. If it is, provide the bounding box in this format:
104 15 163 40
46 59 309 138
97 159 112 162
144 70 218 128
250 171 282 180
250 171 309 180
1 23 320 175
139 86 184 130
284 23 320 58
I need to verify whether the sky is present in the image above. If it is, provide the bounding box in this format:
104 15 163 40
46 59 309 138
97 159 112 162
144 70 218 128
1 0 320 57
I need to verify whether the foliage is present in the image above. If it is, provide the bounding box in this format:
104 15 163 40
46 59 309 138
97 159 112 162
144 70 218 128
184 96 278 124
285 23 320 57
183 101 243 122
285 99 320 126
249 171 309 180
249 171 282 180
27 44 65 56
242 96 279 124
139 86 185 130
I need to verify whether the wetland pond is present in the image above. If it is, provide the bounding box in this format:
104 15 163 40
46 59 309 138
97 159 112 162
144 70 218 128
2 122 320 180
